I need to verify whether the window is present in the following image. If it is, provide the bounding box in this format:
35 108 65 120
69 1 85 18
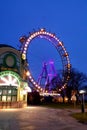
7 96 11 101
12 89 17 95
8 90 11 95
12 96 17 102
0 86 17 102
3 90 7 95
2 96 6 101
0 96 1 101
0 90 2 95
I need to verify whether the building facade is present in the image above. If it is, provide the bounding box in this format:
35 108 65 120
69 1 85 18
0 44 30 108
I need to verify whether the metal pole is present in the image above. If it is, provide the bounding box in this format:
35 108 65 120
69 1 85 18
81 93 85 113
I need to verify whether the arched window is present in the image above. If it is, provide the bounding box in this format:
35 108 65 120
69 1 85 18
0 71 21 102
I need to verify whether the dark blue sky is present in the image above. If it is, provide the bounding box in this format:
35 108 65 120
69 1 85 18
0 0 87 80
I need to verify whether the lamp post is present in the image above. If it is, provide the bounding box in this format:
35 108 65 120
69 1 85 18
79 90 86 113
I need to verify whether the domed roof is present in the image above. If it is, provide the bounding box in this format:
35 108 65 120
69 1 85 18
0 44 15 49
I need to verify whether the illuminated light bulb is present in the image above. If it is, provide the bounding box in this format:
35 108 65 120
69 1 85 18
35 84 38 88
24 47 27 50
36 32 38 35
38 86 40 89
44 31 46 34
40 88 43 91
55 37 58 41
33 33 36 36
37 32 39 34
67 56 69 59
25 44 28 47
23 51 25 53
63 53 68 57
32 34 35 37
53 35 56 39
30 35 33 39
27 39 30 43
50 34 53 37
57 39 60 42
26 41 29 45
49 33 51 36
29 37 32 40
42 31 45 34
48 32 50 35
46 90 48 93
26 71 30 76
33 82 36 85
67 64 71 68
34 32 36 35
44 32 46 34
39 31 42 34
22 53 26 60
59 89 61 91
46 32 49 35
58 42 62 46
29 76 32 79
33 34 36 37
31 79 34 82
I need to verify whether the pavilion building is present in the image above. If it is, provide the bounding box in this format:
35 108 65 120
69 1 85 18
0 44 31 108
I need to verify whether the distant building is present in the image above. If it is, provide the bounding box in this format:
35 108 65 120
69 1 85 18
0 44 31 108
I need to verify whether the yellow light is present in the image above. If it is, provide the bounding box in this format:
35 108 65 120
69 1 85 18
22 53 26 60
26 71 30 76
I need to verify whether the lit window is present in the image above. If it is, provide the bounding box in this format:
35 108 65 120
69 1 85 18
2 96 6 101
8 90 11 95
0 90 2 95
7 96 11 101
12 96 17 101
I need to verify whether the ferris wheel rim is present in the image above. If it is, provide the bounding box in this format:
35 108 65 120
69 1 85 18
20 28 71 92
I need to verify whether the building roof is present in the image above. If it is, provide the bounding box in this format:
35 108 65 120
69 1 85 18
0 44 15 48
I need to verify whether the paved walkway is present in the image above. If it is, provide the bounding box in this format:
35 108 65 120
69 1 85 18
0 106 87 130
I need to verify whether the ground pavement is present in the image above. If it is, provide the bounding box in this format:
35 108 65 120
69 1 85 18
0 106 87 130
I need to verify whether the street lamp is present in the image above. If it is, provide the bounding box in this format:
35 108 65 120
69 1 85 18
79 90 86 113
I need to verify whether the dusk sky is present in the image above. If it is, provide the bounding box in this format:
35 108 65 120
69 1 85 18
0 0 87 80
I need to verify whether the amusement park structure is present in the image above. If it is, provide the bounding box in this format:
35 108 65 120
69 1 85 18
37 60 57 91
0 28 71 108
20 28 71 93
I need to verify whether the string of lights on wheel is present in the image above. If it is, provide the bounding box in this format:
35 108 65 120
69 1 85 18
20 28 71 93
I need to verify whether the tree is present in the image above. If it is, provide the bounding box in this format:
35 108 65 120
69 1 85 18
51 74 62 91
66 68 87 102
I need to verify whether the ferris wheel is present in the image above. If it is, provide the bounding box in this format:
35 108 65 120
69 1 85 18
20 28 71 92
